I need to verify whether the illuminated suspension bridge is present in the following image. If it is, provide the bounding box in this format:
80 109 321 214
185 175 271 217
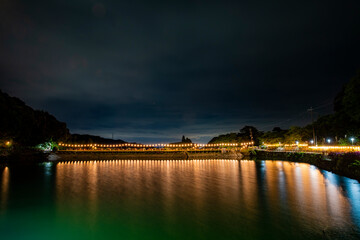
58 142 254 152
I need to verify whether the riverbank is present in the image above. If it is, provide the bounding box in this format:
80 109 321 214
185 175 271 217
249 150 360 181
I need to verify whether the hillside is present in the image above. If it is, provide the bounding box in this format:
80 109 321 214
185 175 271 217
0 90 69 146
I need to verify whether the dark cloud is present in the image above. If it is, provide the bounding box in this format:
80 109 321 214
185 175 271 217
1 0 359 142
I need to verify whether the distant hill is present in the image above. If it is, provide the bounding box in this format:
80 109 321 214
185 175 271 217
68 134 126 144
0 90 128 146
0 89 70 146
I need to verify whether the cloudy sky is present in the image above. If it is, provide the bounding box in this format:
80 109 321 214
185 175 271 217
1 0 360 143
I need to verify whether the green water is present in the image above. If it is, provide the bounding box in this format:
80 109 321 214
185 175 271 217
1 160 360 239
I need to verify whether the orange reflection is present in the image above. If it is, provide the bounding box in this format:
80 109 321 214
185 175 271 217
268 161 352 230
0 167 10 214
54 159 357 236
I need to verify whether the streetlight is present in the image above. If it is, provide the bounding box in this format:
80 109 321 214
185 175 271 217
327 139 331 144
350 137 355 145
310 140 314 144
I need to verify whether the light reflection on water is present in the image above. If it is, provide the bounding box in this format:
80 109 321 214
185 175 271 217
0 167 9 214
0 160 360 240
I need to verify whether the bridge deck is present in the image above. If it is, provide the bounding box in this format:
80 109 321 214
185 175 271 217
58 149 223 154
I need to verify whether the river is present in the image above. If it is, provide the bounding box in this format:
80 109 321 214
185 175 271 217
1 159 359 239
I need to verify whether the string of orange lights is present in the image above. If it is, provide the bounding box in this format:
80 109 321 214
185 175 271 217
263 143 359 152
58 142 254 148
263 143 309 147
309 146 360 151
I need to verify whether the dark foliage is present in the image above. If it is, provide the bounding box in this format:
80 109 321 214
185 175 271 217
309 69 360 141
0 90 69 146
260 127 287 144
211 69 360 145
208 126 262 144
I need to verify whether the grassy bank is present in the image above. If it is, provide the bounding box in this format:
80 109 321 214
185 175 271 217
249 150 360 181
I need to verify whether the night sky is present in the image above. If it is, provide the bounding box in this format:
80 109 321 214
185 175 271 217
1 0 360 143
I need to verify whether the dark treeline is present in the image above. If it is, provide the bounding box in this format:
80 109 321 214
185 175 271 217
209 126 262 145
0 90 126 147
0 90 69 146
209 69 360 145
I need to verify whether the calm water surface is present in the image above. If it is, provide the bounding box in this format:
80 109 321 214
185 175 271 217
1 160 360 239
